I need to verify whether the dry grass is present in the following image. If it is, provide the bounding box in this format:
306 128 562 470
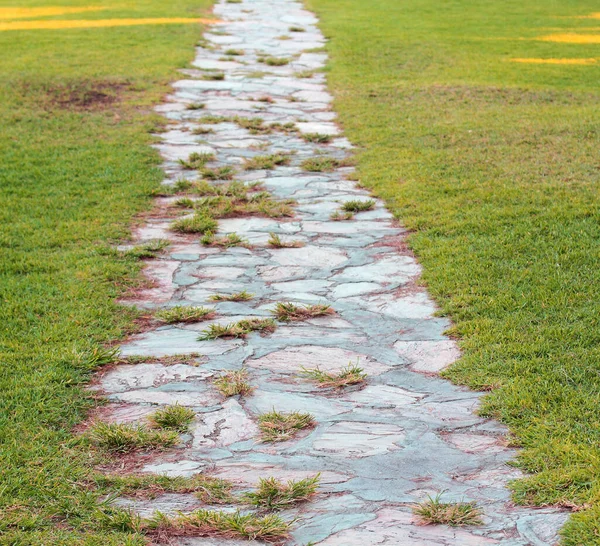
413 494 484 526
330 210 354 221
214 369 254 397
258 410 315 442
271 302 334 322
300 363 367 389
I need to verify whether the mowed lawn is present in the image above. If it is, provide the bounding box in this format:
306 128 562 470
306 0 600 543
0 1 210 543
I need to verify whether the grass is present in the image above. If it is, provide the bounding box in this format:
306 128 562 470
244 152 293 170
330 210 354 221
289 26 305 32
302 132 333 143
301 364 367 389
145 509 290 541
198 114 230 124
148 404 196 433
200 71 225 81
295 70 316 78
209 290 254 302
413 494 483 526
341 199 375 212
242 475 320 510
268 232 304 248
258 55 290 66
0 0 213 541
178 151 215 170
200 165 236 180
87 422 179 454
170 213 218 234
186 102 205 110
258 410 315 442
123 239 170 259
200 231 251 248
154 305 215 324
96 473 234 504
198 318 277 340
300 156 340 172
192 125 214 135
225 48 244 56
271 302 334 322
214 369 254 397
308 0 600 541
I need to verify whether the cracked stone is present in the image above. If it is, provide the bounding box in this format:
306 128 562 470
393 340 461 373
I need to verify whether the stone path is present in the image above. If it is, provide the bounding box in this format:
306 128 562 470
98 0 568 543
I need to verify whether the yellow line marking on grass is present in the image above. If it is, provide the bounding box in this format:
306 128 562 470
0 7 106 19
0 17 221 31
537 33 600 44
511 57 597 65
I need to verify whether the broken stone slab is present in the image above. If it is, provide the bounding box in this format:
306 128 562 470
312 421 405 458
141 459 206 477
192 398 259 450
97 364 213 394
246 346 390 376
267 246 347 268
393 339 461 373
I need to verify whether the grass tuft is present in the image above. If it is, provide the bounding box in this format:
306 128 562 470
170 213 217 234
208 290 254 302
258 56 290 66
413 494 483 526
87 422 179 453
200 165 236 180
186 102 205 110
198 318 276 340
242 475 320 510
214 369 254 397
258 410 315 442
123 239 170 259
271 302 334 322
200 72 225 81
200 232 250 248
244 152 293 170
148 404 195 433
341 199 376 212
301 156 340 172
268 232 304 248
225 48 244 56
300 363 367 389
289 25 305 32
155 306 215 324
302 133 333 144
145 509 290 541
330 210 354 221
178 151 215 170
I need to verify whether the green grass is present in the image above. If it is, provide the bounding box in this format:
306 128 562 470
257 410 315 442
87 422 179 453
242 475 320 511
308 0 600 542
148 404 196 432
154 305 215 324
413 493 483 526
0 0 211 542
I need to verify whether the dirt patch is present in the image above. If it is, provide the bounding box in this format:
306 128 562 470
30 79 131 110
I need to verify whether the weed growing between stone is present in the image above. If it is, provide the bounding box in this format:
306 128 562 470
123 239 170 259
300 156 340 172
258 410 315 442
244 152 294 170
330 210 354 221
209 291 254 302
341 199 375 213
154 306 215 324
242 475 320 510
186 102 206 110
214 369 254 397
88 423 179 453
258 55 290 66
302 133 333 143
178 151 216 170
170 213 218 234
271 302 334 322
148 405 195 432
413 493 483 526
200 232 251 248
96 473 234 504
301 363 367 389
198 318 277 340
145 509 291 541
268 232 304 248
